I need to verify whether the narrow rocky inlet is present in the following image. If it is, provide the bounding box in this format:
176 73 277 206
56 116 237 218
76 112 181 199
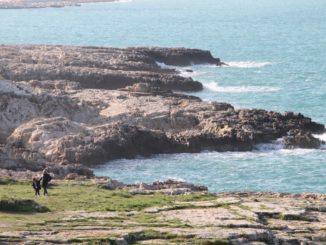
0 44 325 178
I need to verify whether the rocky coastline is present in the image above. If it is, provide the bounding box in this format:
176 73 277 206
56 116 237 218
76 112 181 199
0 44 326 244
0 44 325 179
0 0 116 9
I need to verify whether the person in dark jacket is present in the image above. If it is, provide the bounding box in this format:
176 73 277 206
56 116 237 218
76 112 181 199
32 177 41 196
40 169 52 196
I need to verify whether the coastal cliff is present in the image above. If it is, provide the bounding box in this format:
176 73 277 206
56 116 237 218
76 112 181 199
0 45 324 178
0 45 222 91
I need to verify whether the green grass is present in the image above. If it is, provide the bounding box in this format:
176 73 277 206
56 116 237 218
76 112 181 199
195 240 230 245
0 198 49 213
259 204 272 210
67 237 117 244
0 179 216 212
277 213 312 221
125 229 195 244
0 178 19 185
0 179 222 244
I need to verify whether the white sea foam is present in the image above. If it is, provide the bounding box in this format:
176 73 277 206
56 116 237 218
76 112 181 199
255 142 284 152
255 134 326 153
255 144 320 155
155 62 205 78
224 61 272 68
314 133 326 149
156 61 216 70
156 62 178 70
314 133 326 142
203 81 280 93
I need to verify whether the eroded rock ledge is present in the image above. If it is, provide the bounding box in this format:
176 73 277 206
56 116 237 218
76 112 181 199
0 45 222 91
0 45 325 178
0 79 324 178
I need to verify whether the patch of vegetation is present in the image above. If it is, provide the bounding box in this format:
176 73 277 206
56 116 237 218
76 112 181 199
259 204 272 210
0 74 5 80
0 235 23 243
175 193 216 202
234 203 252 211
0 178 18 185
0 198 49 213
132 213 160 224
0 180 215 212
227 205 256 224
277 213 313 221
0 179 227 243
131 213 190 229
126 229 192 244
67 237 117 244
195 239 230 245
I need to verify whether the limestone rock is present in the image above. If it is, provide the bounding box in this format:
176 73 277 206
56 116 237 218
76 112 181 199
0 45 223 91
283 129 322 149
0 45 325 177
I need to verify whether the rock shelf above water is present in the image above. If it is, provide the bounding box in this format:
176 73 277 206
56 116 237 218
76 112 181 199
0 44 325 178
0 45 222 91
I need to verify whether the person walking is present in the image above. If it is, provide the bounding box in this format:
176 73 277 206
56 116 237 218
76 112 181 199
40 169 52 196
32 177 41 196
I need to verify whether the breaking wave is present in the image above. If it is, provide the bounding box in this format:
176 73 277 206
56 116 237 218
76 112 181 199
155 61 207 77
224 61 272 68
203 81 280 93
314 133 326 149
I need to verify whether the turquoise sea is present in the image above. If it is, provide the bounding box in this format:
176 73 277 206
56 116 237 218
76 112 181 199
1 0 325 192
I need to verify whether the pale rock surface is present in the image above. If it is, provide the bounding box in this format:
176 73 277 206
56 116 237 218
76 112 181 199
0 45 324 177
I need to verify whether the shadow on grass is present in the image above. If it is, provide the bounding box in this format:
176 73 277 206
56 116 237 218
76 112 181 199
0 198 50 213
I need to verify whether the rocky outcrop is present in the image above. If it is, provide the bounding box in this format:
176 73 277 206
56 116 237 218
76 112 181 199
0 45 325 177
0 78 324 177
0 45 225 92
283 129 322 149
138 47 223 66
92 178 208 195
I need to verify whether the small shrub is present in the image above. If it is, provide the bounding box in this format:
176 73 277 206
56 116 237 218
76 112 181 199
126 230 178 243
0 178 18 185
0 198 50 213
195 239 230 245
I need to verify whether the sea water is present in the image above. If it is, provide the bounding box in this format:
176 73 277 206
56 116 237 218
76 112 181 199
0 0 325 192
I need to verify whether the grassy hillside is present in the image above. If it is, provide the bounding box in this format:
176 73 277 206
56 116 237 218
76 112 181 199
1 178 324 244
0 178 228 244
